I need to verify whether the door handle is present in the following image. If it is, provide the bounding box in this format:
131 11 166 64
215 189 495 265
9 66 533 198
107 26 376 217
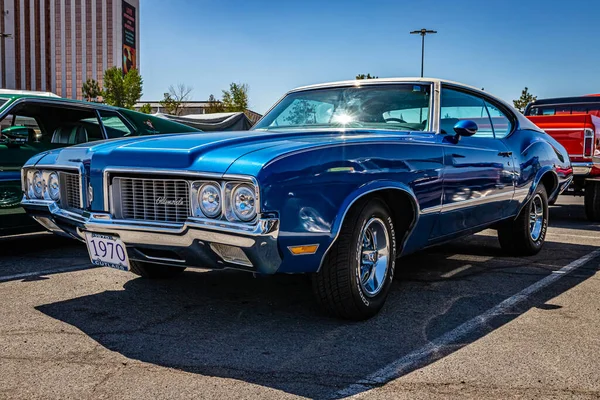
498 151 512 157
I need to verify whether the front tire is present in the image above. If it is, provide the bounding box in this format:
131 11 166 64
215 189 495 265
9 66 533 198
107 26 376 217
584 181 600 221
312 198 397 320
129 260 186 279
498 183 548 256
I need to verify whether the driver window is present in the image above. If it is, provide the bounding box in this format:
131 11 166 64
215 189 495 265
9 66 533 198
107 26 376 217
440 88 494 138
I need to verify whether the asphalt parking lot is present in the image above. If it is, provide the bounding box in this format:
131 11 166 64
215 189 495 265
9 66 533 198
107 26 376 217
1 196 600 399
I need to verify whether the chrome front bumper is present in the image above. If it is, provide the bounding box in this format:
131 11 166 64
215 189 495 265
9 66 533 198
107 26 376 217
22 199 282 274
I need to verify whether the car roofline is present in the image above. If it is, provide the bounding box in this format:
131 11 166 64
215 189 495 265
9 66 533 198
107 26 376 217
288 77 485 94
0 94 123 111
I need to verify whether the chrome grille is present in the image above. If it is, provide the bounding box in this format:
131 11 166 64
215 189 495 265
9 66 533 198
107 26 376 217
60 172 82 209
112 177 190 223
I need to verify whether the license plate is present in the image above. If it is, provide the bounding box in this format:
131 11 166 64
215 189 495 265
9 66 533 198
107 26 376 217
84 232 130 271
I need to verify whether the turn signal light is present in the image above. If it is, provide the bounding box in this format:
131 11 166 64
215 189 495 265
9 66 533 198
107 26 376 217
288 244 319 255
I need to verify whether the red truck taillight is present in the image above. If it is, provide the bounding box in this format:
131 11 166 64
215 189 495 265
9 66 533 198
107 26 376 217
584 128 594 157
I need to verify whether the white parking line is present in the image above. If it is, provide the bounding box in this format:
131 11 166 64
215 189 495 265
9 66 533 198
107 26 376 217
0 264 95 283
441 264 473 278
334 248 600 399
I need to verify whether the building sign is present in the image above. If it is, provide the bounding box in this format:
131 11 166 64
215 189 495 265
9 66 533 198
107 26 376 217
122 1 136 74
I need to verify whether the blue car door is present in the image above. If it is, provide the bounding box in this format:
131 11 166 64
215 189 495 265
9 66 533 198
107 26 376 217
432 87 516 239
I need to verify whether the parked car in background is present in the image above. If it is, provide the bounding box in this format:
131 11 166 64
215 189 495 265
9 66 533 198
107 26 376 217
0 93 200 235
21 78 571 319
525 95 600 220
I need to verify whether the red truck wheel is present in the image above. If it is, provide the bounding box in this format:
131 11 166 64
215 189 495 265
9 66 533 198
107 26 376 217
584 181 600 221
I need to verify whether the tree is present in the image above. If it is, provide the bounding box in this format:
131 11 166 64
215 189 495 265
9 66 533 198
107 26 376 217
159 92 178 115
206 94 224 113
158 84 193 116
356 73 378 80
102 67 143 109
139 103 153 114
222 83 249 112
284 100 316 125
513 87 537 113
82 78 102 102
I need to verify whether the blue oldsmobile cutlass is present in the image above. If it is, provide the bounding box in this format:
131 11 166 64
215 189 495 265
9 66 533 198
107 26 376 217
21 79 572 320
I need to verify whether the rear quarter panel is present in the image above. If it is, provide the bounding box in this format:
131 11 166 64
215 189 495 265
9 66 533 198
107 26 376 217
503 128 570 216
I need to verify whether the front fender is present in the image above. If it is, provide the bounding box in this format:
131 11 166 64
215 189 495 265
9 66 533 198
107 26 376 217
329 180 418 239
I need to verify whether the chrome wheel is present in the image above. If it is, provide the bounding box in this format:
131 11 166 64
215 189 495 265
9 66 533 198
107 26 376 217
529 194 544 241
359 218 390 297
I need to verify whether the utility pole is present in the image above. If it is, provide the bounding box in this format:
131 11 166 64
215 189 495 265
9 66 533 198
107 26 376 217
410 29 437 77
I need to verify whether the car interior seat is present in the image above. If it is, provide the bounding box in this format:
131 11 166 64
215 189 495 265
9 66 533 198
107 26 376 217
51 124 89 144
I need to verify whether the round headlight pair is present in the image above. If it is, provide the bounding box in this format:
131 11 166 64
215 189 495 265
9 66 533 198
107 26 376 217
29 170 59 201
195 182 257 222
232 184 257 222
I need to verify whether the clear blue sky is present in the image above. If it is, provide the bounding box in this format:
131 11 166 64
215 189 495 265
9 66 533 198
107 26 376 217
140 0 599 113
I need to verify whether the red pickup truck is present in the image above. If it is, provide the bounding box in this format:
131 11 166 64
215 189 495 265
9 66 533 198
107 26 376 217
525 95 600 220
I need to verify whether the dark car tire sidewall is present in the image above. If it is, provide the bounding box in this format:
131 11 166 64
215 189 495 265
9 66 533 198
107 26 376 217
529 189 548 250
350 201 397 314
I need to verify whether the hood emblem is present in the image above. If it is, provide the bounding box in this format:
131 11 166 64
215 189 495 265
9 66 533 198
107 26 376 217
155 196 184 206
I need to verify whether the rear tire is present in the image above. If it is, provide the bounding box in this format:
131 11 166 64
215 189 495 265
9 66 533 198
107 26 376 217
584 181 600 222
129 260 186 279
498 183 548 256
312 198 397 320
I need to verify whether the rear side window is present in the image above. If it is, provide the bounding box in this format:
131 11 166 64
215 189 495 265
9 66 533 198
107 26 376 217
440 87 513 139
484 100 512 139
440 88 495 138
98 110 134 138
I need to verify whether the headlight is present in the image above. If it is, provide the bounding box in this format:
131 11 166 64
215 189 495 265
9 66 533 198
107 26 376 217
46 171 60 201
32 170 43 199
231 184 257 221
198 183 221 218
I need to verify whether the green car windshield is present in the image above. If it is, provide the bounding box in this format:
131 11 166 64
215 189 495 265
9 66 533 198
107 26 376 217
253 84 431 132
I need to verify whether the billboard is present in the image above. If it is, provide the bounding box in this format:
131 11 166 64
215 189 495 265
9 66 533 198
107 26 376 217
122 1 136 74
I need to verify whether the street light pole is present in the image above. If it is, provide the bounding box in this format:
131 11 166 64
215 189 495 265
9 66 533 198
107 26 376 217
410 29 437 77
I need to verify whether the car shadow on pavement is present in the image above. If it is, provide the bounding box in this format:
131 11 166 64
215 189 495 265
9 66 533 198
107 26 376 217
35 231 599 399
549 200 600 232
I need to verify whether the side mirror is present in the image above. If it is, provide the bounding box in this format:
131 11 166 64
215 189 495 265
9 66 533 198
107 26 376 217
453 120 478 138
1 126 30 147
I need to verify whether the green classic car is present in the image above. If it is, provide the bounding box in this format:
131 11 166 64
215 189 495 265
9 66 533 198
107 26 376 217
0 93 200 235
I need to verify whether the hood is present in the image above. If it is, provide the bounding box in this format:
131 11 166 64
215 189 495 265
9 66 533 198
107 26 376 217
36 129 418 175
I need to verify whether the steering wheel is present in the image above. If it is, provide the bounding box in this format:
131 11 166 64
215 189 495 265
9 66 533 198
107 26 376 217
384 117 407 124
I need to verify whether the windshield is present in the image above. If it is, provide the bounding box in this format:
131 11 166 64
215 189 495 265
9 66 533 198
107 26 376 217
253 84 431 132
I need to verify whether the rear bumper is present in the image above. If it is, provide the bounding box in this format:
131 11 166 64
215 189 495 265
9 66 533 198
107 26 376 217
21 199 282 274
572 161 594 177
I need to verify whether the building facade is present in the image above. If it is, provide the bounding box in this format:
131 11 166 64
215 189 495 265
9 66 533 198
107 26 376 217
0 0 139 99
